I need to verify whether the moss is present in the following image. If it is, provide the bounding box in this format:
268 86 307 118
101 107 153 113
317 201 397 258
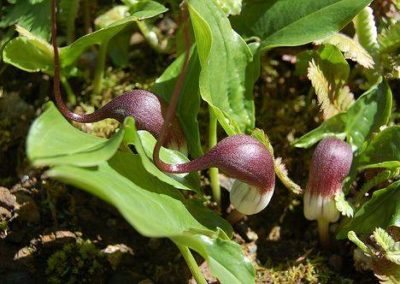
46 239 109 284
256 255 352 284
0 219 8 232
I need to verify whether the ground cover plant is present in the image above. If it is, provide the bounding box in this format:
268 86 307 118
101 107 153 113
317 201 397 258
1 0 400 283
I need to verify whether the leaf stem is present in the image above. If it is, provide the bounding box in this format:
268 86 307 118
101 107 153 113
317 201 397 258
137 21 171 53
60 76 76 104
348 231 372 255
82 0 92 34
66 0 80 44
176 244 207 284
209 108 221 210
93 40 110 96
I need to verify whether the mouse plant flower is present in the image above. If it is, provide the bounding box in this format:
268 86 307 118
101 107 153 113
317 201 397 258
150 6 276 218
304 137 353 246
50 0 186 153
155 134 276 215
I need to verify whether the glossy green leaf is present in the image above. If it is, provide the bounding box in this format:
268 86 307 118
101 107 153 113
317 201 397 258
95 6 132 67
0 0 51 39
0 29 14 61
47 155 250 283
345 80 392 148
152 46 203 157
185 201 233 237
294 80 392 149
354 126 400 170
122 119 199 191
47 158 205 237
214 0 242 16
317 44 350 85
27 105 231 236
337 181 400 239
27 103 124 167
27 104 252 283
188 0 255 135
3 3 166 73
107 32 132 67
95 6 130 29
108 152 184 201
135 130 201 191
128 0 168 18
231 0 373 50
60 5 166 67
173 232 255 284
27 103 198 191
293 113 347 148
3 36 53 73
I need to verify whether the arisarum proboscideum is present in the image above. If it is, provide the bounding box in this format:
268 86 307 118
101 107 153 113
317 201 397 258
304 137 353 246
151 3 276 220
52 0 276 220
50 0 187 153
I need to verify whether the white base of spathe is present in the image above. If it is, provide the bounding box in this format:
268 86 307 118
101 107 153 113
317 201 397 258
230 180 274 215
303 190 340 223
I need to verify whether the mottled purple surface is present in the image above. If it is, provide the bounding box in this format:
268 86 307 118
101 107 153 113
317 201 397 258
58 90 185 150
168 135 275 193
307 137 353 197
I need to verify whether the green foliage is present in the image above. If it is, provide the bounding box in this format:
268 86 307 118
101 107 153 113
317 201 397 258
10 0 400 282
95 6 129 29
294 80 392 149
214 0 242 16
0 0 51 40
152 47 203 157
173 232 255 284
27 103 254 283
2 27 53 73
232 0 373 50
348 229 400 283
314 33 374 68
337 181 400 239
27 103 197 191
188 0 256 135
2 2 167 73
125 0 168 18
307 44 353 119
354 126 400 170
59 0 80 44
379 22 400 54
353 7 379 55
335 192 354 217
374 228 396 252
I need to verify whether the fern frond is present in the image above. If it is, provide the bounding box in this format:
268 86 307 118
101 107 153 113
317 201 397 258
374 228 395 251
337 86 354 111
386 54 400 79
315 33 374 68
379 22 400 54
251 129 302 195
274 157 303 195
307 60 340 119
335 191 354 217
353 7 379 54
15 25 53 55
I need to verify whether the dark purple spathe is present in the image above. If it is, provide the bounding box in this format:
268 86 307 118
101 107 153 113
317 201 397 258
307 137 353 197
163 135 275 194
